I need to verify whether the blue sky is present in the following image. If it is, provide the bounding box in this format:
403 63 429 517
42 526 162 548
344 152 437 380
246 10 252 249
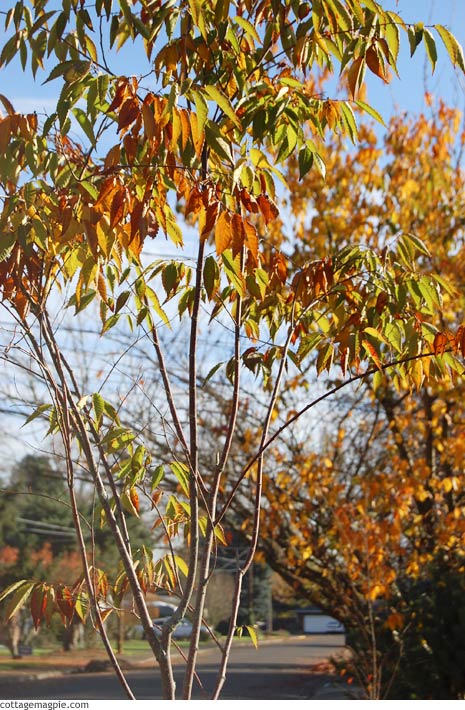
1 1 465 121
1 1 465 466
368 1 465 118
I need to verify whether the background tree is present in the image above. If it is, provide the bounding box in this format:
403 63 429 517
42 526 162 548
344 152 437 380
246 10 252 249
0 0 464 700
236 99 465 699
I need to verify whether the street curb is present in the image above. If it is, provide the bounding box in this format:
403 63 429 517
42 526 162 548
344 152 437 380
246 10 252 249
312 681 364 700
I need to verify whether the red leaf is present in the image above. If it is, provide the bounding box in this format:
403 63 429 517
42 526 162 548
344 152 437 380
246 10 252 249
30 585 47 631
110 188 126 229
130 199 145 240
56 585 75 624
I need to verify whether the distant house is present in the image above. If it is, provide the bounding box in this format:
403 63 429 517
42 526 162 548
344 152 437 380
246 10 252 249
295 607 345 634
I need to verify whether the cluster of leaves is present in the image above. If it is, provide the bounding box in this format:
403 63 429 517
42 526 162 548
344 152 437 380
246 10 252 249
0 0 463 334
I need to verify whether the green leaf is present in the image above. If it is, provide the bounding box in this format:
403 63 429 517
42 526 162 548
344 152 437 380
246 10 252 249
435 24 465 72
383 322 403 353
222 249 246 297
408 23 423 57
203 255 220 299
74 592 88 622
192 89 209 135
121 490 140 518
72 107 96 146
418 276 441 311
0 579 31 604
169 461 190 496
354 100 386 127
423 28 437 73
204 85 241 129
202 361 224 385
173 555 188 577
145 285 171 327
3 582 35 620
298 145 314 180
214 524 227 545
402 232 431 257
339 102 358 143
101 313 120 334
312 151 326 180
364 326 388 345
0 231 16 262
384 13 400 64
151 464 165 491
92 392 105 425
234 15 260 43
23 403 52 427
43 59 92 84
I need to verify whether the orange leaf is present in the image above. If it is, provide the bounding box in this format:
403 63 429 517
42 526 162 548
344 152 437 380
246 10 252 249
243 219 259 264
199 200 220 241
130 487 140 514
177 109 189 151
0 116 12 154
231 213 245 256
257 194 279 224
347 56 365 99
107 78 131 113
239 188 259 213
433 331 448 355
117 98 140 132
386 612 404 631
130 199 144 240
272 252 287 283
185 186 204 217
455 324 465 357
95 177 119 209
362 339 382 370
366 46 386 81
141 97 157 142
189 111 204 158
215 211 232 254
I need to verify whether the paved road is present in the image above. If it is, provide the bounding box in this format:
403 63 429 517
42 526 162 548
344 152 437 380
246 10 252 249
0 636 346 700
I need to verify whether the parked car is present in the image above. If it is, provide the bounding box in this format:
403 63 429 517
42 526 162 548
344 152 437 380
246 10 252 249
152 618 209 641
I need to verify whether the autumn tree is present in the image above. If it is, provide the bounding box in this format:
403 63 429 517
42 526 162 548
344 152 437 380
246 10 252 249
0 0 464 700
244 99 465 698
